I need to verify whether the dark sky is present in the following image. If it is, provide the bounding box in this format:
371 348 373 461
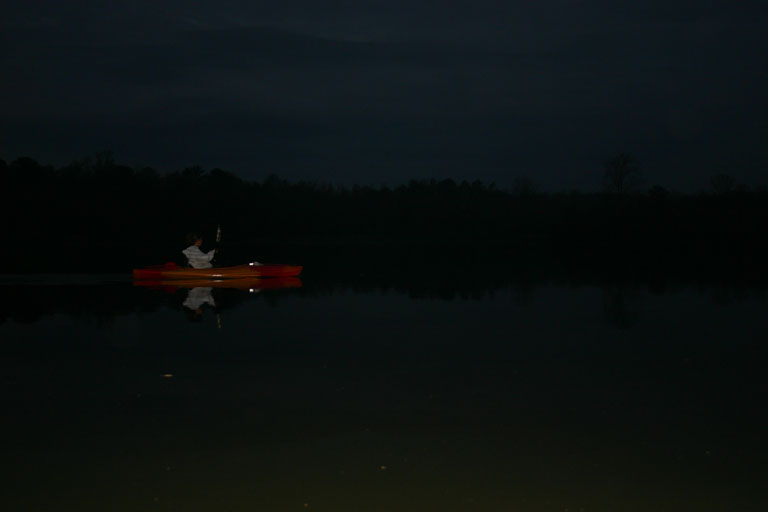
2 1 766 190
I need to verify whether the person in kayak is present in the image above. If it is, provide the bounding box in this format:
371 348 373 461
182 233 216 268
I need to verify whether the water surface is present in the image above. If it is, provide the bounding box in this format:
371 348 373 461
1 276 765 511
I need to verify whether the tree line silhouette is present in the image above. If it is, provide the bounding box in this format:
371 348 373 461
2 153 767 278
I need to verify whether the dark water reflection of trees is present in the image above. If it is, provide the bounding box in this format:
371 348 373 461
1 270 765 328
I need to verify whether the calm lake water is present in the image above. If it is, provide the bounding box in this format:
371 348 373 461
1 275 766 511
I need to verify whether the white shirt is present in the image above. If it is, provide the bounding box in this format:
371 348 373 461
182 245 216 268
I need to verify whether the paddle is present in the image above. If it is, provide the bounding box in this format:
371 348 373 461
213 225 222 328
213 224 222 264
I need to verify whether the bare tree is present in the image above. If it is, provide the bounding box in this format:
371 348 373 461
602 285 638 329
512 175 537 196
710 173 736 195
603 153 641 194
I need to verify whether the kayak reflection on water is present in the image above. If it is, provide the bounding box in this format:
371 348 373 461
132 277 301 323
183 287 216 321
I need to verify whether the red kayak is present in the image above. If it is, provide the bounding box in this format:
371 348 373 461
132 277 302 291
133 262 302 280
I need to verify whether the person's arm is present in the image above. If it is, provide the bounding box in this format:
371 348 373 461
206 248 216 262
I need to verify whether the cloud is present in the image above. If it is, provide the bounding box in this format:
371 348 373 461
2 1 767 189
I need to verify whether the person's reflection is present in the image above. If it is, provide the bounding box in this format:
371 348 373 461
183 287 216 321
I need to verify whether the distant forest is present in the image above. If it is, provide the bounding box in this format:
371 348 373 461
2 153 767 278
